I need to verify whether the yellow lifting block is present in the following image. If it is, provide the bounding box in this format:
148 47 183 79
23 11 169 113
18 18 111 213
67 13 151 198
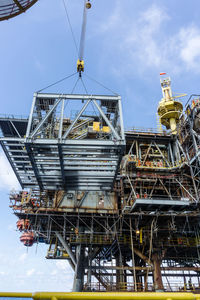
102 126 110 133
77 59 84 73
93 122 100 131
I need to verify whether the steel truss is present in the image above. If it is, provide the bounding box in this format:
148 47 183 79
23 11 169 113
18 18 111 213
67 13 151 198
0 93 125 191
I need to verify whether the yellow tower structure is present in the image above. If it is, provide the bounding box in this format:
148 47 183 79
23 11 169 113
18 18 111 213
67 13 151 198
157 77 183 134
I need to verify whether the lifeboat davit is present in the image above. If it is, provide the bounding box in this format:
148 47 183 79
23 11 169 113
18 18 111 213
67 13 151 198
20 231 35 247
16 219 30 231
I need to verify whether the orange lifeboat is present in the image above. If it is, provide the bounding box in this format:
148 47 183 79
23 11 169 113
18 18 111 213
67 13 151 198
16 219 30 231
20 231 35 246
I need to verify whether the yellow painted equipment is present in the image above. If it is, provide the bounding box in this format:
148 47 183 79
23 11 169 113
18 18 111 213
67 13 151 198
93 122 100 131
139 228 143 244
102 126 110 133
157 77 184 134
77 59 84 73
1 292 200 299
93 123 110 133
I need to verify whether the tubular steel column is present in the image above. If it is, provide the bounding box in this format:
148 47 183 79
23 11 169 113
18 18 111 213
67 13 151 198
152 253 164 292
73 244 85 292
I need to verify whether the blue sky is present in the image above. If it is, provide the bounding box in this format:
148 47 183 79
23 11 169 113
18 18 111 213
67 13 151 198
1 0 200 292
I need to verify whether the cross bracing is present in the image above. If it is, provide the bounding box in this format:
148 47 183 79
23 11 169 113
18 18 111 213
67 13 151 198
0 93 125 191
2 93 200 292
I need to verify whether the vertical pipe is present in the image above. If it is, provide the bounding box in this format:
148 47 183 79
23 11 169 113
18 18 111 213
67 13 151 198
152 253 164 292
87 246 92 290
59 99 65 139
169 143 174 166
26 93 37 138
73 244 85 292
118 96 125 141
130 218 137 291
73 226 85 292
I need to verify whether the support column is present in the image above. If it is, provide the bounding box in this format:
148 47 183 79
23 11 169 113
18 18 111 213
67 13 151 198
152 253 164 292
116 253 125 291
73 244 85 292
86 246 92 291
116 255 120 289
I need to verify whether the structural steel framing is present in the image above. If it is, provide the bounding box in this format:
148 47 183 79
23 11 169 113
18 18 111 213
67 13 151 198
1 93 200 293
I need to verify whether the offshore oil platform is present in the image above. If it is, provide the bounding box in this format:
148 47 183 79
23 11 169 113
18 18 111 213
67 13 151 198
1 0 200 295
1 75 200 292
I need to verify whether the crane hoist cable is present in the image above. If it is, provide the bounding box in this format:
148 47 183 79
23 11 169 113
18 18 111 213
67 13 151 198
77 0 91 77
62 0 79 55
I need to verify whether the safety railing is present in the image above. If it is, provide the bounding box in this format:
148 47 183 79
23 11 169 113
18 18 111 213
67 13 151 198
125 155 185 170
125 127 165 134
69 233 200 248
84 282 200 293
0 113 28 119
69 234 132 245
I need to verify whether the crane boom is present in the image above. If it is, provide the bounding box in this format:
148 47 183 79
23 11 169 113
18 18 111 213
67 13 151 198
77 0 91 77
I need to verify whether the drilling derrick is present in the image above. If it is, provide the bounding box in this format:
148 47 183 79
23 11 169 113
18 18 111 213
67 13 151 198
1 77 200 294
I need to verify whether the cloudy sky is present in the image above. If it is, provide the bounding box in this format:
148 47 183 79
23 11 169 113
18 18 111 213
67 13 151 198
1 0 200 292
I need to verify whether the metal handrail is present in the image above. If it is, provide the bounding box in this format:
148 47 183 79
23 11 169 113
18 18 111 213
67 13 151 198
0 113 28 120
125 127 166 134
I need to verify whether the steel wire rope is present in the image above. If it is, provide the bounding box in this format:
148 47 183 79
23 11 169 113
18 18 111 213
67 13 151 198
36 72 77 93
84 73 119 96
80 76 98 117
80 76 88 94
71 77 80 94
62 0 79 55
63 77 81 113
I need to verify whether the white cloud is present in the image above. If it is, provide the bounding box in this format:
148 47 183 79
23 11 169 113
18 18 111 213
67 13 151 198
123 4 170 69
0 271 6 276
0 151 20 191
26 268 35 276
56 260 68 270
94 2 200 76
34 57 45 72
139 4 169 34
19 253 28 262
178 25 200 70
51 269 57 276
8 223 16 231
98 2 121 34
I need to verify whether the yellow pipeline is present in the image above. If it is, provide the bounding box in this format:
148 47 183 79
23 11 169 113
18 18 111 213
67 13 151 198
0 292 32 298
1 292 200 300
